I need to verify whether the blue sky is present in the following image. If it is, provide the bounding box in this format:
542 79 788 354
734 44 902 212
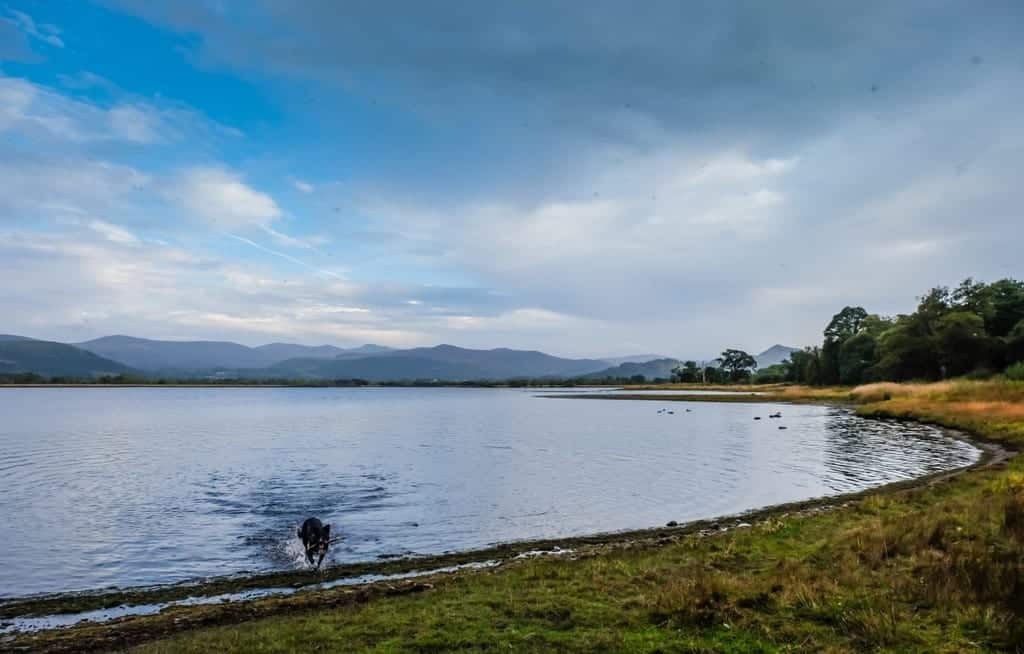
1 1 1021 357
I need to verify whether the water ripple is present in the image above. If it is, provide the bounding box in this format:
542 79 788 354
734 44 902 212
0 388 978 598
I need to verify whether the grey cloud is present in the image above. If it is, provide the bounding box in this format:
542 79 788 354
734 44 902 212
107 1 1022 155
10 2 1024 356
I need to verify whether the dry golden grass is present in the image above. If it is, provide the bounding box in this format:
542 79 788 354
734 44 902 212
849 381 956 402
946 401 1024 422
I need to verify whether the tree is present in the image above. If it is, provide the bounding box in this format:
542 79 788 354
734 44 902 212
786 348 822 384
934 311 988 377
824 306 869 342
754 363 788 384
837 331 877 385
671 360 701 383
718 349 757 382
987 279 1024 337
820 306 870 385
1008 319 1024 366
703 365 726 384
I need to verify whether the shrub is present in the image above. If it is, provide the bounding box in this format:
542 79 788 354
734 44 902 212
1006 362 1024 381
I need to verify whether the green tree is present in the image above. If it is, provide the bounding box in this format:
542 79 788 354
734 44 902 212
671 360 701 383
821 306 870 384
837 331 877 385
987 279 1024 337
786 347 822 385
718 349 757 382
824 306 869 341
753 363 788 384
934 311 988 377
1008 319 1024 366
703 365 726 384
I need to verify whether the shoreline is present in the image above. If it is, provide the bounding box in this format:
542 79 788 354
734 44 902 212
2 394 1013 652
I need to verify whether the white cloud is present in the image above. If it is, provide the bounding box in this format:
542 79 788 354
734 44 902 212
172 166 282 229
5 9 63 48
87 220 139 244
0 155 150 221
293 179 314 193
107 105 161 143
0 73 240 144
0 226 480 347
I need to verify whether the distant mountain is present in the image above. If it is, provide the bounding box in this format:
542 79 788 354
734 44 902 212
75 336 391 371
257 355 489 382
582 358 683 380
333 344 394 359
256 345 610 381
253 342 348 361
600 354 674 366
376 345 608 378
0 334 34 342
0 339 133 378
76 335 267 370
755 345 799 369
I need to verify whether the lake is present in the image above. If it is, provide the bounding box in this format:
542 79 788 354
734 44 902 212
0 387 979 598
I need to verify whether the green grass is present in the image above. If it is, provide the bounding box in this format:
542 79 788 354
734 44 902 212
130 468 1024 653
12 380 1024 653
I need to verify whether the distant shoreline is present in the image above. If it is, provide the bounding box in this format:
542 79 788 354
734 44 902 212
0 382 625 389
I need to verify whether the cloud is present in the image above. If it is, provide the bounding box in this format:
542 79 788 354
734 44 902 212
5 9 63 48
107 1 1022 158
0 73 241 145
170 166 282 230
7 2 1024 356
87 220 140 244
0 152 150 223
0 225 531 348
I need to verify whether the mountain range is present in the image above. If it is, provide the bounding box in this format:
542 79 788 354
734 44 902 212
0 336 133 378
74 335 393 371
0 334 799 382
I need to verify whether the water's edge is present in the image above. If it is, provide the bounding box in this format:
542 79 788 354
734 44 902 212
0 418 1000 635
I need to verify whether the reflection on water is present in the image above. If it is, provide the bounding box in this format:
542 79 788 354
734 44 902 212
0 388 978 597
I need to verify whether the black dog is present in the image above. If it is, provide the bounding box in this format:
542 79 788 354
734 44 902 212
297 517 332 568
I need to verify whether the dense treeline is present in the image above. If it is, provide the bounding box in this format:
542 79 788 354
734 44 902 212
767 278 1024 385
670 349 759 384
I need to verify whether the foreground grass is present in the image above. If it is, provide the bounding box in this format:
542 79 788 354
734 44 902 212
23 381 1024 653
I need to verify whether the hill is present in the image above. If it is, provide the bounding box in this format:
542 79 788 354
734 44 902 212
0 334 34 342
256 345 609 381
75 336 390 371
600 354 673 366
257 355 489 382
0 339 134 378
754 344 799 369
581 358 683 380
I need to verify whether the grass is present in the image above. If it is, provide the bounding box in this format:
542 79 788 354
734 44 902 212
10 380 1024 653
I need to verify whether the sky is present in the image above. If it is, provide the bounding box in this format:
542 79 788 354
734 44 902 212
1 1 1021 359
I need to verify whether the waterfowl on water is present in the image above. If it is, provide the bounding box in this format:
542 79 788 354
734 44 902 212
778 425 788 430
753 416 761 420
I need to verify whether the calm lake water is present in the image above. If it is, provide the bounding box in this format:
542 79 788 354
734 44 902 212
0 388 978 597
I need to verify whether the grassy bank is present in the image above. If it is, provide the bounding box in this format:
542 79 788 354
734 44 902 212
10 381 1024 653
